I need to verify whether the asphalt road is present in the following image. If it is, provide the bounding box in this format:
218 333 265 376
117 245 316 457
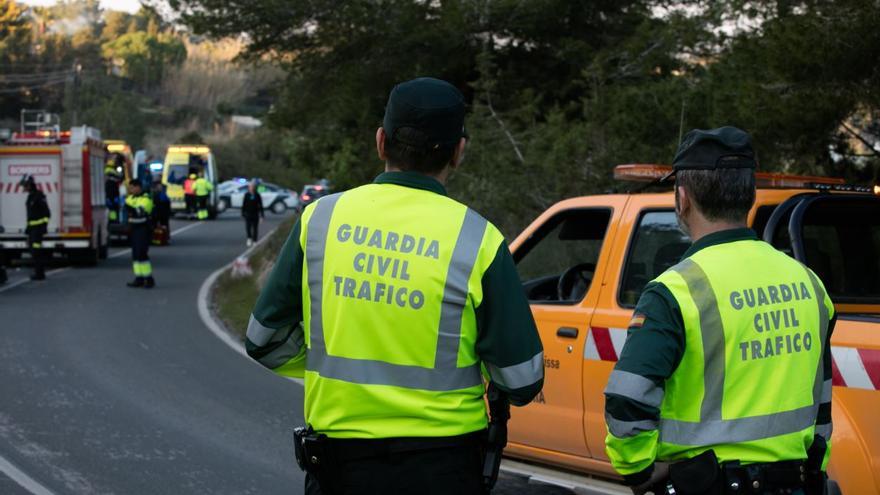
0 211 575 495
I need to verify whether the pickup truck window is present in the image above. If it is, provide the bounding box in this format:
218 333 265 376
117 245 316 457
798 196 880 304
619 210 690 308
514 208 611 304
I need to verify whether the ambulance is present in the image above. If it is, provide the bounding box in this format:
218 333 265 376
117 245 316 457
0 113 109 265
161 144 220 218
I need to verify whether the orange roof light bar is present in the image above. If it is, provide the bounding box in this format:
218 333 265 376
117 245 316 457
107 143 128 152
613 164 857 190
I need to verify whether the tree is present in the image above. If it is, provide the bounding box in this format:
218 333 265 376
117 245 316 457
101 31 186 90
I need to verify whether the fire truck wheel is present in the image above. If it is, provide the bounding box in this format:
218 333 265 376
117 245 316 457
98 230 108 260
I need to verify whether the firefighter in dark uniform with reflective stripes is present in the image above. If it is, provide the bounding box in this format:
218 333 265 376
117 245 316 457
125 181 155 288
604 127 835 495
246 77 544 495
21 175 50 281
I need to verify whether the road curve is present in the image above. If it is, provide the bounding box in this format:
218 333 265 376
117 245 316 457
0 213 303 494
0 211 574 495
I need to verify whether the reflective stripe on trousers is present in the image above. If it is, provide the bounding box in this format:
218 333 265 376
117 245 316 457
658 259 829 446
305 193 486 392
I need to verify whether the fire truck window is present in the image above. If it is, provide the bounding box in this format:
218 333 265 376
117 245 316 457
619 211 691 308
514 208 611 304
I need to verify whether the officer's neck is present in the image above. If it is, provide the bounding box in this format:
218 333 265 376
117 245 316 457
686 216 747 244
384 165 449 185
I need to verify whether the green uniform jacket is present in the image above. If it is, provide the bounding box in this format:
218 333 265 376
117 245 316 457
604 229 835 485
247 171 544 436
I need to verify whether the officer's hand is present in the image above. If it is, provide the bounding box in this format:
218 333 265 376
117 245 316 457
630 462 669 495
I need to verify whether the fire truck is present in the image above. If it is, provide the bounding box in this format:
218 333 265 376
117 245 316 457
0 112 109 265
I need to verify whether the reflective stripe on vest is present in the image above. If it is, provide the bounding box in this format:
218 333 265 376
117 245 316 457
305 192 487 392
658 258 829 446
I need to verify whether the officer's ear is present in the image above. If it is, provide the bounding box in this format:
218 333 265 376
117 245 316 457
449 137 467 170
376 127 388 161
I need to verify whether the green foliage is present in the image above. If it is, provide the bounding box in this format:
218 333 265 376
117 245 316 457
101 31 186 89
170 0 880 236
209 128 312 189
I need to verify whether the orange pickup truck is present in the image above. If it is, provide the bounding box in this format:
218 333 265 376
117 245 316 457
504 165 880 494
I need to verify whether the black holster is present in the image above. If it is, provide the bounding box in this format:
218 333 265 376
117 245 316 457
805 436 828 495
482 383 510 494
293 426 336 491
654 450 723 495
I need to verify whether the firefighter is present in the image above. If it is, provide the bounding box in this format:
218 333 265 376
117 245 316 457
183 171 197 218
104 157 122 223
193 171 213 221
125 181 155 288
0 228 7 285
21 175 50 281
244 77 544 495
604 127 834 495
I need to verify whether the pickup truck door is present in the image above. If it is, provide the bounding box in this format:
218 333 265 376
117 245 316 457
583 195 690 460
507 197 625 459
765 193 880 493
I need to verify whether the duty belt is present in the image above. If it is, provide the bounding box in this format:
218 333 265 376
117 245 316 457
722 460 807 493
322 430 485 463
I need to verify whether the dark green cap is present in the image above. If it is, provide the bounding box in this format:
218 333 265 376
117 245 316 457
671 126 757 174
382 77 466 150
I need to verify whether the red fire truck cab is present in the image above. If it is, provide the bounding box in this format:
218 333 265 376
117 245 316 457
0 124 109 265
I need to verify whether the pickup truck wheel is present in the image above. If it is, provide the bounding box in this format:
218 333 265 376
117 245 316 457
271 201 286 214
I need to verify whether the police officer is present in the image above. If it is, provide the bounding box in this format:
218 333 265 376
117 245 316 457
604 127 834 495
21 175 50 281
125 181 155 288
193 171 212 220
246 77 544 495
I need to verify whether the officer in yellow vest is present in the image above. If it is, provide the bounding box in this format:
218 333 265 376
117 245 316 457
125 181 155 288
247 77 544 495
193 172 212 220
604 127 835 495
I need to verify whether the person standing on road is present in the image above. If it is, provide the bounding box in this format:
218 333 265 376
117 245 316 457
21 175 50 281
604 127 835 495
184 171 197 218
194 171 212 221
245 77 544 495
241 180 264 247
125 181 155 288
151 180 172 245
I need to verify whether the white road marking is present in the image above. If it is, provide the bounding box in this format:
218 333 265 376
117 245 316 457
0 452 56 495
0 267 69 294
196 222 304 384
109 222 204 259
1 222 206 289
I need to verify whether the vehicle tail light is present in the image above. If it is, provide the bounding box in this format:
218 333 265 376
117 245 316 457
302 195 311 201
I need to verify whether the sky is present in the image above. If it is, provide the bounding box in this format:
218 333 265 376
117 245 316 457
19 0 142 13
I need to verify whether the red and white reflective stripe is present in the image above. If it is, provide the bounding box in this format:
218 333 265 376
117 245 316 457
585 327 880 392
831 346 880 390
584 327 628 361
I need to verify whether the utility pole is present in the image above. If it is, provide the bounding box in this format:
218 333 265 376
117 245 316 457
72 60 82 127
